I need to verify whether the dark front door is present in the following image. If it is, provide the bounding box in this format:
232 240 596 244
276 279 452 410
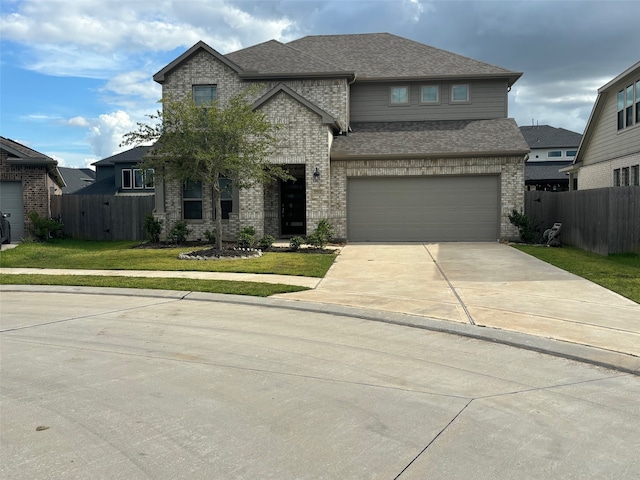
281 177 306 235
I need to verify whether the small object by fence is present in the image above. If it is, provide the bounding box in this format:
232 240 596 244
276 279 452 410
543 223 562 247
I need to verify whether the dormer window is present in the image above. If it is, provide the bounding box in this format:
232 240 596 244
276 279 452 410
451 84 470 103
390 86 409 105
193 85 217 106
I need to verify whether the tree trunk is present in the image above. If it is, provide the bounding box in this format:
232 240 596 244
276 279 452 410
212 176 223 250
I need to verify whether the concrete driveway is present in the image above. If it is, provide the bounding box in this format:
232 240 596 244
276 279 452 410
2 289 640 479
276 243 640 360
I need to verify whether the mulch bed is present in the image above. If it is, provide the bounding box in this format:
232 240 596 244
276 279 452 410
134 241 340 259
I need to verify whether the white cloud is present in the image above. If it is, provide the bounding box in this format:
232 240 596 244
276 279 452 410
66 116 91 127
86 110 139 158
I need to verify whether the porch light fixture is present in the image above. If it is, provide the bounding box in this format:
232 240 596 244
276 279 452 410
313 167 321 180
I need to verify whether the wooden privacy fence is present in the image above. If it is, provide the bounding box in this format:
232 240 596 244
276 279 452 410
51 195 155 241
524 187 640 255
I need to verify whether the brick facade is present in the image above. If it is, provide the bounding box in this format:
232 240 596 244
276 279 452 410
0 151 52 236
155 42 524 242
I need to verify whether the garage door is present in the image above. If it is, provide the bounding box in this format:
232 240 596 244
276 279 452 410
0 181 24 241
347 176 499 242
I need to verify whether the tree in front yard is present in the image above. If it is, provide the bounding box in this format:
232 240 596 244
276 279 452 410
121 90 292 249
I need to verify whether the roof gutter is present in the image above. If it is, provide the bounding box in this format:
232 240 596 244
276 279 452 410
331 149 531 161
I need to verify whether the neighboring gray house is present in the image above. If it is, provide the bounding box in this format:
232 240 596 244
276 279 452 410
58 167 96 194
563 61 640 190
76 146 154 196
151 33 529 242
520 125 582 191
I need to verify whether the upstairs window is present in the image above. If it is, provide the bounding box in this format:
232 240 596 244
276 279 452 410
451 84 470 103
625 84 634 127
617 90 625 130
193 85 217 106
390 86 409 105
420 85 439 104
183 180 203 219
547 151 562 158
122 168 153 190
566 150 577 157
636 81 640 123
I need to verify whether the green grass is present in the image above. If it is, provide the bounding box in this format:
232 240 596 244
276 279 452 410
0 239 336 277
0 274 308 297
0 239 335 297
513 245 640 303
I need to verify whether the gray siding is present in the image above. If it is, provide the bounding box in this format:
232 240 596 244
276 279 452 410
350 79 508 123
582 81 640 167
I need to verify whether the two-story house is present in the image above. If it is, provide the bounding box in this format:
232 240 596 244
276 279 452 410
520 125 582 191
151 33 529 242
76 146 154 196
563 62 640 190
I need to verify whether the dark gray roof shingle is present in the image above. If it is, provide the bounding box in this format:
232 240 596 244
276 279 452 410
58 167 96 194
286 33 521 83
525 161 573 182
332 118 530 158
519 125 582 149
92 146 151 166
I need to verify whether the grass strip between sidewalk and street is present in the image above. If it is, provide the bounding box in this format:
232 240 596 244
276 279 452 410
513 245 640 304
0 274 309 297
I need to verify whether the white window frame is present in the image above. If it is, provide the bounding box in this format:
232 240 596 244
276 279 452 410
389 86 410 106
450 84 470 103
420 85 440 104
122 169 132 189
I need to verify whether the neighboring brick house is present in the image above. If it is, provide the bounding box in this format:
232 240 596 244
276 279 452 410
520 125 582 191
563 62 640 190
0 136 64 241
151 33 529 242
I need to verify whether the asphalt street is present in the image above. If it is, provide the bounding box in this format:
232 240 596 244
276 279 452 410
1 289 639 479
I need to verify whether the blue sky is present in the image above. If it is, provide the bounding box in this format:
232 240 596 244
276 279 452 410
1 0 638 169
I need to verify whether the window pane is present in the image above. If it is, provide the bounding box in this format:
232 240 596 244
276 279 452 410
452 84 469 102
613 169 621 187
618 110 624 130
617 91 624 110
144 170 154 188
194 85 217 106
421 85 438 103
547 151 562 158
133 169 144 188
390 86 408 104
122 169 132 189
626 85 634 107
566 150 577 157
183 180 202 198
636 81 640 102
220 177 233 200
631 165 640 186
183 201 203 219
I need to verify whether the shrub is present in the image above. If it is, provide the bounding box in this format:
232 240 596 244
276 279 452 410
168 220 191 244
306 219 334 249
289 236 305 251
144 215 163 243
204 229 216 244
508 209 539 243
258 234 275 250
27 211 64 241
236 226 256 248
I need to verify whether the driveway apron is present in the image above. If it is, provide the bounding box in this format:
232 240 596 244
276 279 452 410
276 243 640 357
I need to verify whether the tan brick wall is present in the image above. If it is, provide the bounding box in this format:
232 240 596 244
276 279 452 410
330 155 525 240
0 151 51 234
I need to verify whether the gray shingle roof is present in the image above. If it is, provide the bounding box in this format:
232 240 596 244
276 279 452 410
73 176 118 195
286 33 522 84
525 161 573 182
331 118 530 159
519 125 582 149
0 136 56 164
92 146 151 166
58 167 96 194
226 40 349 77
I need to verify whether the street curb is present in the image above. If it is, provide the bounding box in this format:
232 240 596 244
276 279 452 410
2 284 639 376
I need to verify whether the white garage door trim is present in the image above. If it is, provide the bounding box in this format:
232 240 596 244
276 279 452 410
0 181 25 242
347 175 500 242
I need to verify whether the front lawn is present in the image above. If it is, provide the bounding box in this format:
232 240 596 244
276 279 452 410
0 239 336 296
513 245 640 304
0 239 336 277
